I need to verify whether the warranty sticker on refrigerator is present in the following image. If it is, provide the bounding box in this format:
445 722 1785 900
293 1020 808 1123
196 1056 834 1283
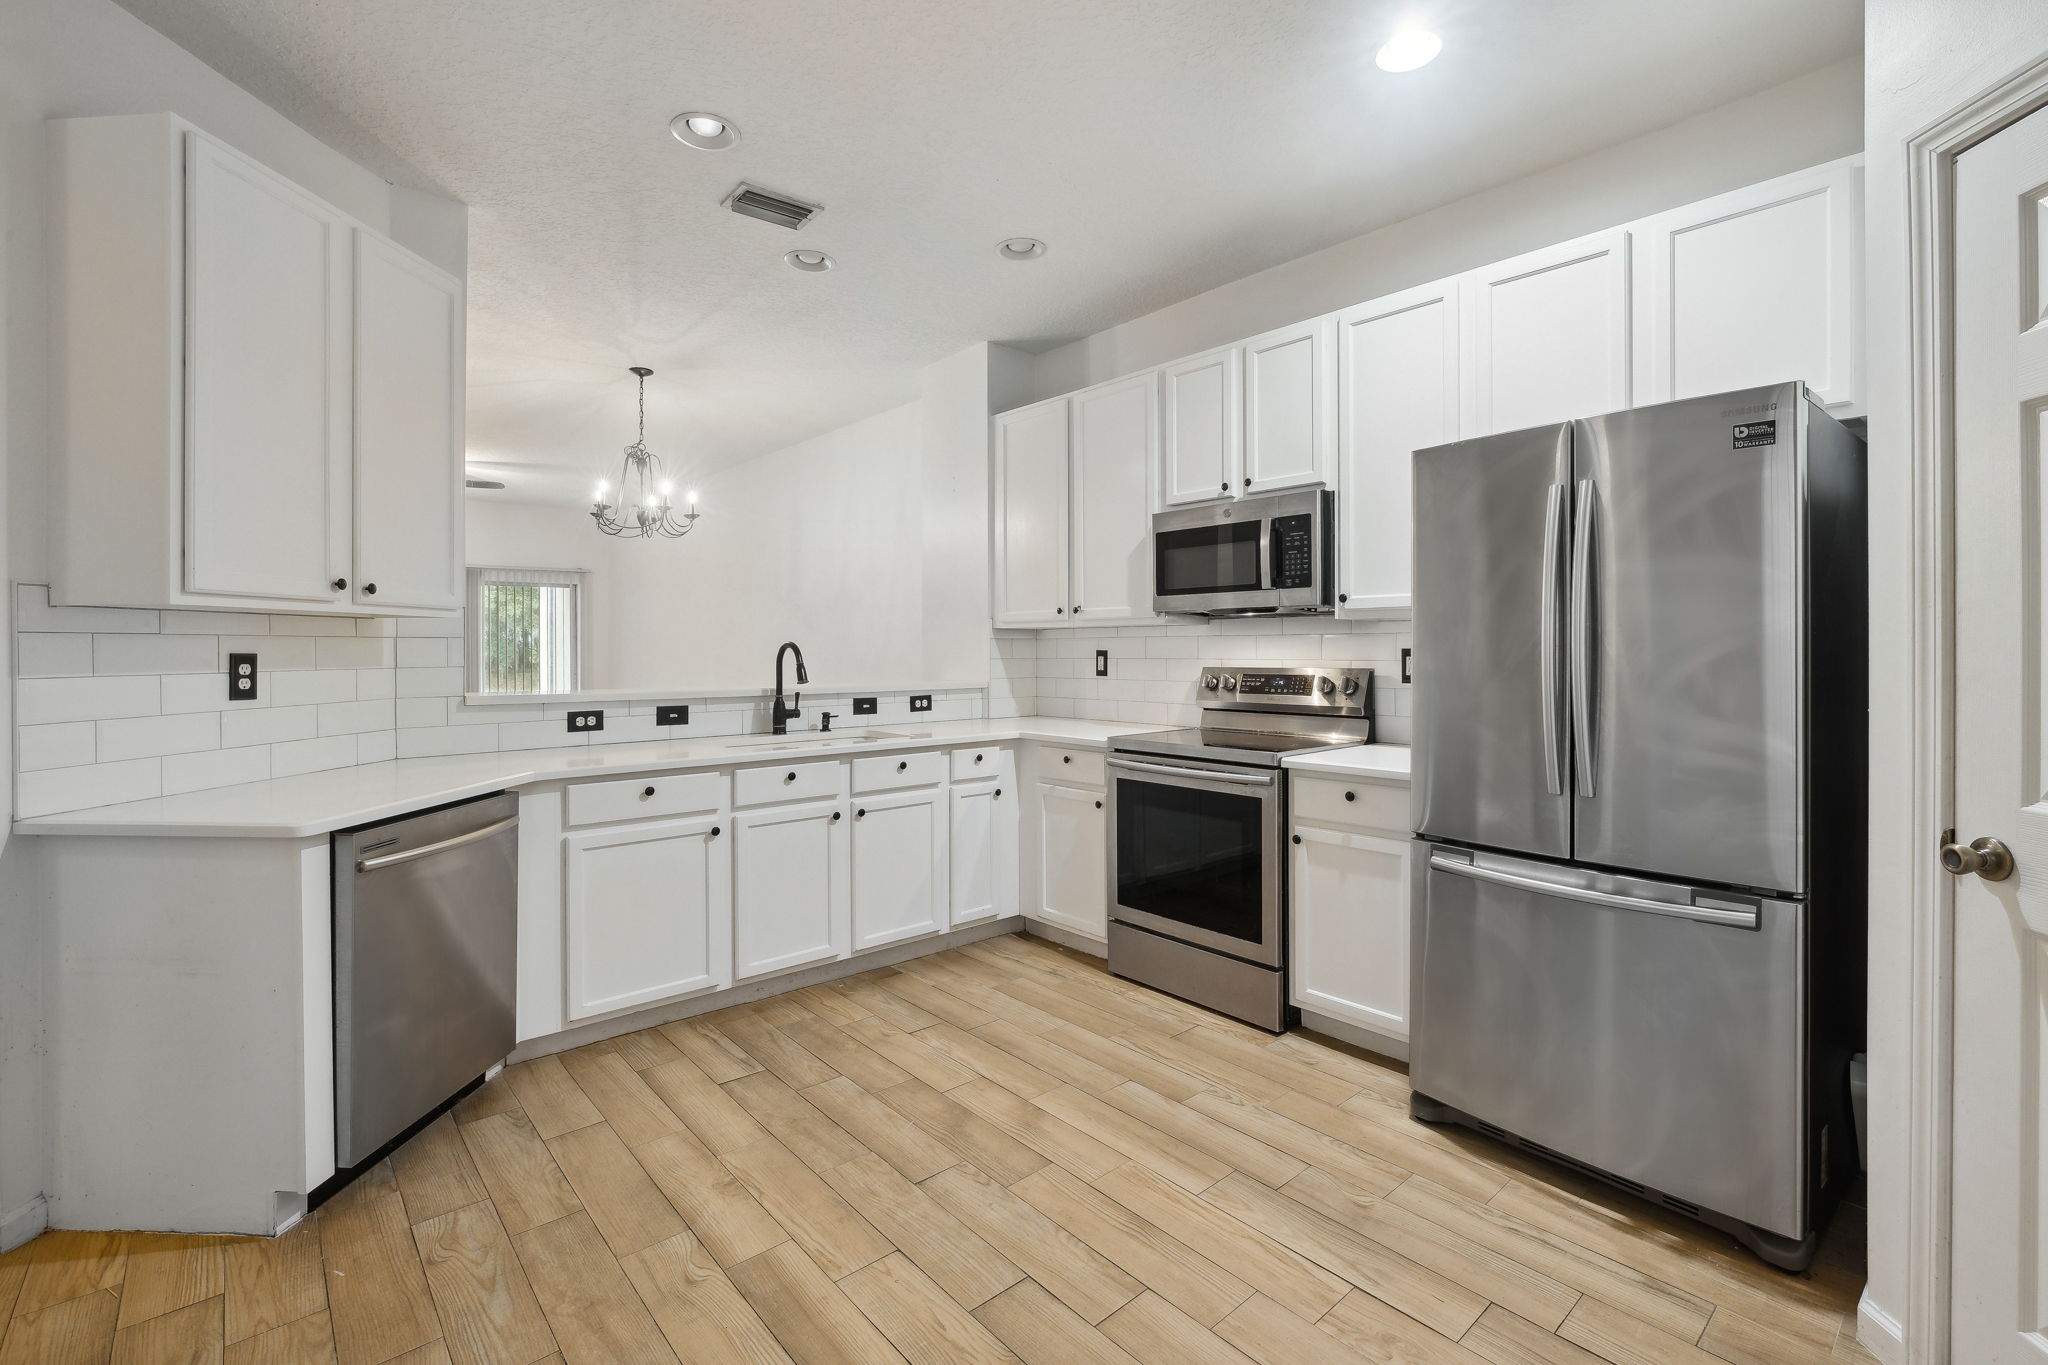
1732 420 1777 449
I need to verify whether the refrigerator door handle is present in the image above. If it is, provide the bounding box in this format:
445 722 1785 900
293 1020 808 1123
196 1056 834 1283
1427 851 1761 929
1569 478 1599 799
1539 482 1567 796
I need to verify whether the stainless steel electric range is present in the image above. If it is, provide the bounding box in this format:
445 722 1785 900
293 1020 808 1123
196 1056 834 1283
1106 663 1374 1031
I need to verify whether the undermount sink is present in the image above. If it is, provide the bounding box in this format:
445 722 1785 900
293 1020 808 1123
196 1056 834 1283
736 730 927 751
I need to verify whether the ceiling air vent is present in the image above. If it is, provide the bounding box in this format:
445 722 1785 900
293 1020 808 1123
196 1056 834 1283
723 182 823 231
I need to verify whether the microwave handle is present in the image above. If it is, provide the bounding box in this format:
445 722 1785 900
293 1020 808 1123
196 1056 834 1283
1258 515 1273 591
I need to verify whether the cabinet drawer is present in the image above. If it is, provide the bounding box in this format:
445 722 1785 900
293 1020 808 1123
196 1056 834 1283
1039 746 1105 787
949 745 1012 782
736 759 846 806
567 770 725 827
1291 774 1409 831
853 750 946 793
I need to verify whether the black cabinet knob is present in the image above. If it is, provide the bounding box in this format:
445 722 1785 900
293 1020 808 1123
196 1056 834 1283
1056 607 1065 614
642 786 656 798
897 760 908 772
1219 481 1228 492
995 788 1002 798
1062 755 1071 764
1243 477 1251 487
1073 605 1083 614
1095 800 1103 810
1338 593 1348 604
856 808 866 819
1292 833 1302 844
1344 790 1356 802
362 583 377 595
974 754 984 764
831 810 842 822
331 577 348 592
710 825 720 837
785 771 796 782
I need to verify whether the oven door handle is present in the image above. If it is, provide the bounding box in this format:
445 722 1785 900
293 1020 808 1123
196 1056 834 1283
1107 757 1276 787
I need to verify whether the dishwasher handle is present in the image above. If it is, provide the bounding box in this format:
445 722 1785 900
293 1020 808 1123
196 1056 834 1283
356 815 518 873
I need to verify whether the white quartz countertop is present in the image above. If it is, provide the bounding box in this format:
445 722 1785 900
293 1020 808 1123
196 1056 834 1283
14 717 1150 839
1281 744 1413 781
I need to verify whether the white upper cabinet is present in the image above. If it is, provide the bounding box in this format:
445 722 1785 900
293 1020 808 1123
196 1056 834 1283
183 135 353 604
992 398 1072 627
1335 280 1460 615
47 113 464 615
1631 157 1862 414
1160 346 1243 505
352 232 465 611
1242 316 1337 494
1069 373 1159 624
1462 229 1631 435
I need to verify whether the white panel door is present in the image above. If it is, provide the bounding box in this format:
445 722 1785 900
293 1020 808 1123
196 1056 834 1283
1335 280 1460 614
1035 780 1106 939
1463 229 1631 435
564 815 731 1020
1161 347 1242 506
1243 316 1336 493
1288 822 1410 1040
183 132 351 603
354 231 464 610
949 779 1016 926
993 398 1072 627
851 786 946 951
1950 105 2048 1365
732 798 849 979
1069 372 1159 623
1634 159 1861 413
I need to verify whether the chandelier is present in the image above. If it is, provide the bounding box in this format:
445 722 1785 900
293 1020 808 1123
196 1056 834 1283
591 367 701 538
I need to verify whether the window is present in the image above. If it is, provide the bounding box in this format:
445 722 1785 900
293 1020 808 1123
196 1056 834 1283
467 567 583 694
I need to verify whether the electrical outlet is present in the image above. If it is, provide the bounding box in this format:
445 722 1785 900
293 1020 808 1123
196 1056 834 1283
655 705 689 726
566 709 604 733
1400 648 1413 684
851 697 878 715
1094 649 1109 677
909 694 933 713
226 652 259 701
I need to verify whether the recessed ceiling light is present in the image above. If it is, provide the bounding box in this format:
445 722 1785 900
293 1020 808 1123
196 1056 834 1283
670 110 740 150
997 238 1047 261
785 249 835 272
1375 29 1442 72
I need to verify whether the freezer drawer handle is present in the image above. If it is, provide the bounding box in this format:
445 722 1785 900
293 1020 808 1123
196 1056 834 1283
1107 757 1276 787
1427 851 1760 929
356 815 518 873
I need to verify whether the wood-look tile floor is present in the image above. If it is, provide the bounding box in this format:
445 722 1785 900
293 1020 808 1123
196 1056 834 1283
0 933 1878 1365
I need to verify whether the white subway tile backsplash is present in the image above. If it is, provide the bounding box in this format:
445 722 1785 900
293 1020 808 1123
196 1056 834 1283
270 614 358 637
318 699 395 737
93 633 220 675
271 734 358 778
161 673 243 713
18 722 96 772
397 666 465 697
17 633 93 677
354 669 396 700
269 669 358 707
159 610 269 635
396 698 448 729
96 712 220 762
397 725 499 758
220 636 316 671
17 757 161 818
395 637 447 668
18 674 159 725
356 617 398 637
355 730 397 764
220 704 319 749
316 636 395 670
162 746 271 796
16 584 157 634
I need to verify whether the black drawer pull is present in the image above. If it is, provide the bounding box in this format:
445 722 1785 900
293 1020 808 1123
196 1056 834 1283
974 753 984 764
710 825 720 837
785 771 797 782
1344 790 1356 802
831 811 843 822
642 786 656 798
1292 834 1302 844
897 761 908 772
1062 755 1072 764
1095 800 1103 810
331 577 348 592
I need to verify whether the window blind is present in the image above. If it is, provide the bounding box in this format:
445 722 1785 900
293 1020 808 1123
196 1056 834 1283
467 567 584 694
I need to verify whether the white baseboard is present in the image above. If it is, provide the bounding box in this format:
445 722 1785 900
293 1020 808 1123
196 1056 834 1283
1298 1009 1409 1062
1023 918 1106 958
509 916 1027 1061
0 1195 47 1253
1856 1291 1906 1365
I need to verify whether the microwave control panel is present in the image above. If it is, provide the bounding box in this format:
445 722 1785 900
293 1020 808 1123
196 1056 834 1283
1271 514 1316 588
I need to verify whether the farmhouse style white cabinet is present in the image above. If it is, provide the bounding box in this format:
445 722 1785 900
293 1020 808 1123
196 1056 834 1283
1289 774 1412 1049
47 113 464 615
1242 315 1338 494
1031 748 1109 942
851 786 949 951
992 398 1072 626
1160 345 1242 505
733 797 852 980
949 747 1018 927
565 815 731 1021
1462 228 1633 436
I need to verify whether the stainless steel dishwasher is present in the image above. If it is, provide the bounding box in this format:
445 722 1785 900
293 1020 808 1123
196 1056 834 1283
334 792 518 1166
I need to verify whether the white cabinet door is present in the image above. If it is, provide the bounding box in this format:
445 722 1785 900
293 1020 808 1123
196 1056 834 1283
1462 229 1631 436
1160 347 1241 506
949 779 1017 927
1632 158 1862 413
1035 780 1107 940
183 132 351 603
1069 372 1158 624
353 231 464 610
993 398 1072 627
1243 316 1336 493
1289 822 1410 1040
851 787 947 951
564 815 731 1021
1336 281 1460 615
733 798 849 979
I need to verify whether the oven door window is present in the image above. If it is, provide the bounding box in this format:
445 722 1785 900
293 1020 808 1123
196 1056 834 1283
1115 777 1265 942
1155 521 1261 597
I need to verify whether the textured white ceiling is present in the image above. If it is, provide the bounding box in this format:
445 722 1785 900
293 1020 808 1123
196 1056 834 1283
113 0 1858 489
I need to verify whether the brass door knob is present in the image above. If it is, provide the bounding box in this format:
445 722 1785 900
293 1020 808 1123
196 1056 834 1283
1941 835 2015 881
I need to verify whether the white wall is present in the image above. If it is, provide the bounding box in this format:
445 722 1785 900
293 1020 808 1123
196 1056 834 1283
1031 58 1863 400
1861 5 2048 1359
0 0 465 1247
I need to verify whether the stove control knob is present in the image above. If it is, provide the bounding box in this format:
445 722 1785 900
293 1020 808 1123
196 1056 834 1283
1341 676 1359 696
1318 676 1336 696
1203 674 1220 691
1221 675 1238 692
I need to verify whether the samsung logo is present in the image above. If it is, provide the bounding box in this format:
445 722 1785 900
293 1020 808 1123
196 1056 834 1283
1719 401 1779 417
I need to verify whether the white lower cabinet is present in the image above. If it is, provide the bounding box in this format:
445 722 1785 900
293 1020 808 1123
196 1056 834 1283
949 779 1017 927
852 786 948 951
733 797 851 980
1288 782 1412 1043
564 814 731 1021
1035 779 1108 939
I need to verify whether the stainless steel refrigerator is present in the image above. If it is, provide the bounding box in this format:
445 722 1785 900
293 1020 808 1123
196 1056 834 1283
1408 380 1864 1271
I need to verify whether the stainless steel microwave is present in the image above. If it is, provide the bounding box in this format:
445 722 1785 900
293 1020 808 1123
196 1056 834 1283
1151 488 1335 615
